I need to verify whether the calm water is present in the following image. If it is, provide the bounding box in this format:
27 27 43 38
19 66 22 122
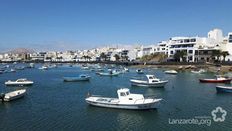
0 64 232 131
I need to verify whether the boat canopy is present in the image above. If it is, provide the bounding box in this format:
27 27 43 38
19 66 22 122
117 88 130 100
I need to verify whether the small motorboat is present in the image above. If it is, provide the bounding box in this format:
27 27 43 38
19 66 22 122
191 69 206 74
29 63 35 68
10 69 16 73
164 70 178 74
86 88 162 110
124 67 129 72
81 66 89 70
98 70 120 76
136 69 144 74
130 75 168 87
15 66 25 70
5 78 34 86
0 89 26 102
216 86 232 93
63 74 91 82
39 66 48 70
199 75 231 83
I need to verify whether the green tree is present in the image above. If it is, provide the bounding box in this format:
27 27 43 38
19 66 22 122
221 51 229 62
173 50 187 62
100 53 107 61
114 54 120 61
211 50 221 62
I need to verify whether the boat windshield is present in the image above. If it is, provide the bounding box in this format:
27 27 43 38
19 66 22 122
120 92 126 96
17 79 26 82
149 76 155 79
126 91 130 95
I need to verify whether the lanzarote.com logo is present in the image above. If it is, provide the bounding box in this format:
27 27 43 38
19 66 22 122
211 107 227 122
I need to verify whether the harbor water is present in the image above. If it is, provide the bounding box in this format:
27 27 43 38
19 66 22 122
0 64 231 131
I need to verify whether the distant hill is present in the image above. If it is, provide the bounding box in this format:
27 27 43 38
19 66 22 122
6 48 35 54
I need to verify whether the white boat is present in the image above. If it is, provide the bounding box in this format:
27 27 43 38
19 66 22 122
39 66 48 70
29 63 35 68
0 89 26 102
164 70 178 74
63 74 91 82
10 69 16 72
136 69 144 74
5 78 34 86
82 66 89 70
191 69 206 74
130 75 168 87
124 67 129 72
98 70 120 76
86 88 162 110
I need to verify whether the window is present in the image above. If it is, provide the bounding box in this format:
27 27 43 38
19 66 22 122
188 50 193 54
229 35 232 39
126 92 129 95
189 56 193 60
184 39 190 43
120 93 126 96
190 39 196 42
170 51 174 54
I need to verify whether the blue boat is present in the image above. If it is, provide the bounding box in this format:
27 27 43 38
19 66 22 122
216 86 232 93
63 74 91 82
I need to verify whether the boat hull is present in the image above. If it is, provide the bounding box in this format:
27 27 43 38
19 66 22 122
5 82 34 86
63 77 90 82
86 100 160 110
199 79 231 83
130 81 168 87
216 86 232 93
98 72 120 76
3 89 26 102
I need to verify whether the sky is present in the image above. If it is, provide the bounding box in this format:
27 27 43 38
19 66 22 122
0 0 231 51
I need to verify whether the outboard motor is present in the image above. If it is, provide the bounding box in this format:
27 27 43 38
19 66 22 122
0 93 5 102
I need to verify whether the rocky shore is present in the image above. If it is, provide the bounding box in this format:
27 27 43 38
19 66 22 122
129 64 232 74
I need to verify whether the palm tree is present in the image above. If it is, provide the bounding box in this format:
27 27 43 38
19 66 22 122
212 50 221 62
114 54 120 61
173 50 187 62
100 53 107 61
221 51 229 61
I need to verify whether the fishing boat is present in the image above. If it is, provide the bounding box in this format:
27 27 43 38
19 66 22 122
136 69 144 74
86 88 162 110
63 74 91 82
0 89 26 102
216 86 232 93
199 75 231 83
5 78 34 86
130 75 168 87
164 70 178 74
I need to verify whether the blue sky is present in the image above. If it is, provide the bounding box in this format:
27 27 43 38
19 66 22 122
0 0 231 51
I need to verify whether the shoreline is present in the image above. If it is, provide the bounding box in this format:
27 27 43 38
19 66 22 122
1 61 231 74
